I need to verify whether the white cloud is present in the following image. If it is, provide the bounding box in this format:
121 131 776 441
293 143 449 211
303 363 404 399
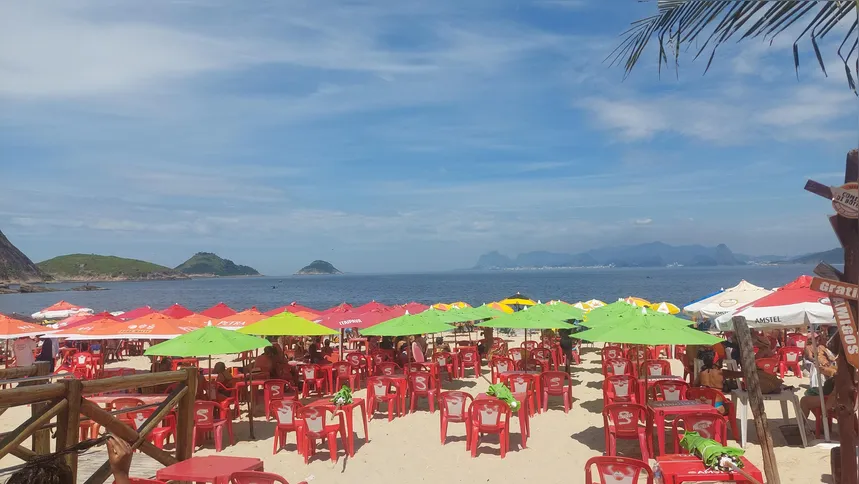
634 218 653 226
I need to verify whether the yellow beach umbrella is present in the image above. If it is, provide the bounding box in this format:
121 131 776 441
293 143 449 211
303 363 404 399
487 302 514 314
432 303 452 311
449 301 472 309
625 296 651 307
498 293 537 307
651 302 680 314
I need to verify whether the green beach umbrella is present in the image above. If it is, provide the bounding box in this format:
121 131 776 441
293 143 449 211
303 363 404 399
575 309 722 345
239 312 337 337
476 306 576 330
361 310 455 337
583 301 692 329
442 304 507 323
144 325 271 357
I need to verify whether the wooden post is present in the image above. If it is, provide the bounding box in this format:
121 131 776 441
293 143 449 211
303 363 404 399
175 368 197 461
31 361 51 454
733 316 781 484
55 379 83 480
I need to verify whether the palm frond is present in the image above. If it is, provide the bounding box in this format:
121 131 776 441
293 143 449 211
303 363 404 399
611 0 859 91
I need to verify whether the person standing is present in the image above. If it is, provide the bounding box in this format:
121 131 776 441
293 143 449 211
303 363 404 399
558 329 574 374
12 336 38 368
36 337 57 372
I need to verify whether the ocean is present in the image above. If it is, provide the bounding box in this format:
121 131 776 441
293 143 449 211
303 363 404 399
0 265 817 316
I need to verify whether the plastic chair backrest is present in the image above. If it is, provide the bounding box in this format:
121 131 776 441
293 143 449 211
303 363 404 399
75 352 93 366
407 362 429 373
508 374 533 394
601 346 623 361
674 413 727 442
301 364 318 380
345 352 363 366
440 391 473 419
603 403 647 435
493 358 515 374
409 371 432 392
604 376 637 403
542 371 570 392
626 346 648 361
508 348 525 362
521 341 538 351
755 357 779 374
264 380 289 400
460 347 478 363
433 352 451 367
469 399 509 429
787 333 808 349
531 348 552 360
368 376 391 397
376 362 399 376
271 399 301 426
332 362 351 377
644 360 670 377
654 380 689 401
229 471 289 484
371 352 387 365
298 406 330 435
194 400 218 425
605 358 632 376
584 456 654 484
780 347 802 363
687 387 725 407
111 398 145 412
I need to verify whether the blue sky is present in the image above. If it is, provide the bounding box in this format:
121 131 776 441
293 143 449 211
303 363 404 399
0 0 854 274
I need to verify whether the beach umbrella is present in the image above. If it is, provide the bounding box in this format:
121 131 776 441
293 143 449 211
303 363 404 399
576 309 723 346
498 293 537 308
651 302 681 314
316 308 398 330
145 325 271 357
31 300 93 321
264 302 320 317
361 310 456 337
442 304 507 323
476 308 576 330
432 303 452 311
714 275 835 331
321 303 353 315
0 314 57 339
57 313 201 340
161 303 194 319
584 299 606 309
117 306 156 321
353 301 390 313
449 301 471 309
52 311 120 330
182 314 221 326
624 296 651 307
684 280 773 320
584 302 692 329
240 312 337 337
200 302 237 319
213 308 267 331
399 302 430 313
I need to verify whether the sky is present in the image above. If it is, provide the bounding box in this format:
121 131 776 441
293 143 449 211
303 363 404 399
1 0 856 275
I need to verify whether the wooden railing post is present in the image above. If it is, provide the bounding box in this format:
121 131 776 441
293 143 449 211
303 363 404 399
56 379 83 482
31 361 51 455
175 368 197 461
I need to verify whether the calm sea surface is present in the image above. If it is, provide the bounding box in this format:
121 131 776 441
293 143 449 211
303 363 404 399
0 266 817 316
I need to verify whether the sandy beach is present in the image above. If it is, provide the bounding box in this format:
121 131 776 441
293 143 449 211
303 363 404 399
0 335 835 483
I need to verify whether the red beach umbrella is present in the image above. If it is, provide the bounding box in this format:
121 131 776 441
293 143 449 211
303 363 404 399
118 306 156 321
200 302 237 319
161 303 194 319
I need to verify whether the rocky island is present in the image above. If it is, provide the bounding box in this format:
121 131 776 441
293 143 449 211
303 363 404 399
295 260 342 275
0 229 45 284
175 252 260 277
37 254 188 282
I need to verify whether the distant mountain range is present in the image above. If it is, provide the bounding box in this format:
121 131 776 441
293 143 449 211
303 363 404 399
474 242 844 269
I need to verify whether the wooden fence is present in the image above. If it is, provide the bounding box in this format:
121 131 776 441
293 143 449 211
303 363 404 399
0 364 197 484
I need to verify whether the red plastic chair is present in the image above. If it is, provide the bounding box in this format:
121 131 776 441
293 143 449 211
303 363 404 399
229 471 291 484
459 347 481 378
490 357 515 384
506 373 537 417
755 357 779 375
787 333 808 349
366 376 400 421
296 407 345 464
332 362 361 392
778 347 803 378
408 371 439 413
530 348 554 372
439 391 474 445
507 348 527 369
584 456 654 484
206 381 240 422
601 345 624 362
432 352 455 381
343 352 368 378
271 399 303 455
521 340 538 351
468 399 511 458
687 387 738 438
374 361 401 376
541 371 573 413
263 380 292 421
625 346 650 362
171 358 199 371
299 364 328 398
674 345 687 360
603 358 633 377
602 375 638 405
193 400 234 452
125 409 175 449
111 397 146 425
652 380 689 402
603 403 650 461
642 359 671 377
653 345 670 359
672 413 728 453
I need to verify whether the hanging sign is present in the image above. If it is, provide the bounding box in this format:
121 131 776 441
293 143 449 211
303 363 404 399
831 296 859 369
831 182 859 219
810 277 859 300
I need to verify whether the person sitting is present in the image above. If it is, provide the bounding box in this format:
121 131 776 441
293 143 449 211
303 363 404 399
379 336 394 350
805 335 837 379
321 339 333 357
292 340 307 361
696 351 729 415
306 342 326 364
801 375 837 434
252 346 277 378
213 362 234 391
751 330 775 359
435 337 451 353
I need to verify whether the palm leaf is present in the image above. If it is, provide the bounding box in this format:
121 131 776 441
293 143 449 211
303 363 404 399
611 0 859 91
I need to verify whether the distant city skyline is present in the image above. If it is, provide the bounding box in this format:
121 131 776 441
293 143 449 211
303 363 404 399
1 1 850 275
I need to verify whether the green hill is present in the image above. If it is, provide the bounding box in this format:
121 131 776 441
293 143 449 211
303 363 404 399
295 260 341 275
38 254 186 281
789 248 844 265
175 252 260 276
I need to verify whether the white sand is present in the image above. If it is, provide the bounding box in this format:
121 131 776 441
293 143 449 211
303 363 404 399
0 336 835 483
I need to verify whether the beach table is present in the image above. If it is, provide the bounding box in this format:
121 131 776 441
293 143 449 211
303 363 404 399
386 375 408 414
307 397 369 457
156 456 263 484
88 394 166 409
499 370 543 413
656 454 764 483
636 375 683 403
647 400 720 456
293 362 335 393
476 392 529 449
731 388 807 448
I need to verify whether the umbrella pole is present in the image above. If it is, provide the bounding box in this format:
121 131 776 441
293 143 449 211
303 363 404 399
246 365 255 439
340 329 344 361
5 340 8 369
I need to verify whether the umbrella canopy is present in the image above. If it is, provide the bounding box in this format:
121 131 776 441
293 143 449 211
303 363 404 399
182 314 221 326
584 301 692 329
486 302 514 314
161 303 194 319
361 310 455 336
684 280 773 320
52 311 120 330
317 308 397 330
624 296 651 307
240 312 337 336
441 304 507 323
399 302 430 313
57 313 201 340
322 303 353 315
353 301 390 313
200 302 237 319
32 300 93 320
576 309 723 345
714 275 835 330
476 306 576 330
214 309 267 331
498 293 537 307
651 302 681 314
449 301 471 309
0 314 56 339
118 306 156 321
264 302 320 317
145 326 271 357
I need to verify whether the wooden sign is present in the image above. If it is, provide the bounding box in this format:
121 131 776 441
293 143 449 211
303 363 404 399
811 277 859 300
832 182 859 219
832 296 859 369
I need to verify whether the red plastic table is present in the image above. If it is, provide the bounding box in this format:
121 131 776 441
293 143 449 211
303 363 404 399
637 375 683 403
499 371 543 413
476 392 529 448
156 456 263 484
656 454 764 483
307 397 369 456
233 379 269 407
648 400 719 456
